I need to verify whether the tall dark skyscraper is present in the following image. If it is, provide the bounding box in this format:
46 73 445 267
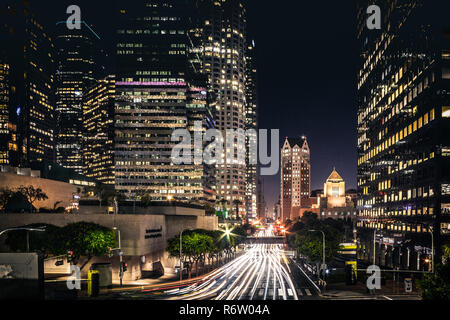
114 0 215 204
0 1 55 166
54 22 105 174
0 57 13 165
357 0 450 266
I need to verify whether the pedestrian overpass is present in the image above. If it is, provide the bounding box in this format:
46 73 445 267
245 236 286 244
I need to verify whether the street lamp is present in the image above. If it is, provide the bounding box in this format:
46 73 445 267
417 223 434 273
428 226 434 273
0 226 46 237
0 226 46 252
112 227 123 286
373 229 377 265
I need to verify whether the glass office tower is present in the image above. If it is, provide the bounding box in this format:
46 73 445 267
357 0 450 267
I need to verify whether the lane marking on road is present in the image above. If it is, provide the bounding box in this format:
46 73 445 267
297 289 303 296
287 288 293 296
382 295 393 300
305 288 312 296
258 289 264 297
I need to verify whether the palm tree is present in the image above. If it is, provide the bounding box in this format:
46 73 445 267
232 199 243 219
218 198 228 218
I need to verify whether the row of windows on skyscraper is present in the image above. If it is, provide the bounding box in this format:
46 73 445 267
356 0 450 260
0 0 258 216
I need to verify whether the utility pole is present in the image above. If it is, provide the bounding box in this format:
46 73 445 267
180 230 183 283
430 226 434 273
113 227 123 286
373 229 376 265
26 231 30 252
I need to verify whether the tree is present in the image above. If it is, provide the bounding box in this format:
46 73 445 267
17 185 48 213
93 183 117 206
166 231 214 279
61 222 116 270
0 188 13 212
300 211 319 227
204 204 216 216
443 244 450 261
39 201 66 213
217 198 229 218
5 224 66 257
294 221 341 263
232 199 243 219
418 263 450 300
5 222 115 270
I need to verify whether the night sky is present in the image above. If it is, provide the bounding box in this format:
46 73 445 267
36 0 358 212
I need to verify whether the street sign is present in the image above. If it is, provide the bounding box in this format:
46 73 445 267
404 278 413 293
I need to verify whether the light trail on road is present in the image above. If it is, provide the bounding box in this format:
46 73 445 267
168 228 299 300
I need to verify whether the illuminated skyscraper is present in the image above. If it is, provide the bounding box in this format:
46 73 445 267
0 59 13 165
245 40 258 220
54 22 105 174
197 0 248 216
0 1 55 166
281 137 311 222
83 75 115 185
114 1 215 204
357 0 450 266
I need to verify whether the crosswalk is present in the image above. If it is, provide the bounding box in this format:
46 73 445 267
296 288 313 297
244 287 312 300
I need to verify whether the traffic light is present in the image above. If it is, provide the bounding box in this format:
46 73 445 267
67 250 75 263
121 262 128 273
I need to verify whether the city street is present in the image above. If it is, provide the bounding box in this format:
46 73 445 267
165 229 298 300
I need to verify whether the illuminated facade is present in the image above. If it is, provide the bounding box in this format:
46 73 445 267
115 1 215 204
357 0 450 264
0 2 55 166
198 0 248 216
323 169 346 208
281 137 311 222
83 75 115 185
55 22 105 174
0 61 13 165
245 40 258 220
317 169 357 220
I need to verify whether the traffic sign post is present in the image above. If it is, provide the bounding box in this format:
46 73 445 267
404 278 413 293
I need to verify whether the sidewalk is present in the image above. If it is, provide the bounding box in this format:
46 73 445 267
321 280 421 300
112 273 179 287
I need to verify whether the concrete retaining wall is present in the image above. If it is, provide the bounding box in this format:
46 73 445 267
0 213 218 281
0 172 77 209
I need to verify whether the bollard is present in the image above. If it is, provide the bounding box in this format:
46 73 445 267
88 270 100 297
